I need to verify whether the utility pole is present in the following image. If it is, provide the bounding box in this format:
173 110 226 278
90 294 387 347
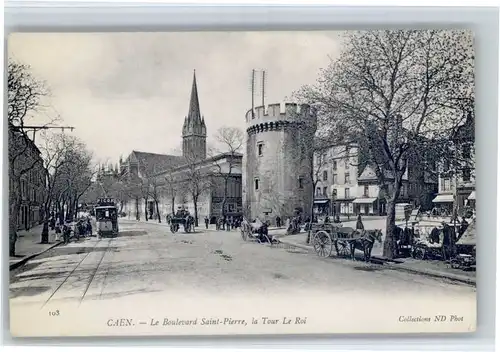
250 69 267 118
251 69 255 119
15 125 75 143
261 70 266 107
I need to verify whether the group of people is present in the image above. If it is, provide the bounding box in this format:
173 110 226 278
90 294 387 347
51 216 94 244
210 216 242 231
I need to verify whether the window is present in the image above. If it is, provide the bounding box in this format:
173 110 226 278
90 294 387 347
462 145 471 160
345 172 350 184
332 161 337 170
332 173 338 184
463 168 471 182
323 170 328 181
332 189 337 199
254 178 259 190
21 180 26 198
442 178 451 192
228 204 235 212
323 187 328 196
298 177 304 189
443 160 450 172
257 142 264 156
364 185 369 197
316 187 321 196
345 188 350 199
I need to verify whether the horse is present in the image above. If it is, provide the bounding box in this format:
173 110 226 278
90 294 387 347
348 229 383 262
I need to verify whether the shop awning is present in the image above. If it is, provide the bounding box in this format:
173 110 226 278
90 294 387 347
313 199 330 204
467 191 476 200
457 219 476 246
352 198 377 204
432 194 454 203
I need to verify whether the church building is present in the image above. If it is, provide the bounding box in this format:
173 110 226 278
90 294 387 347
119 71 243 224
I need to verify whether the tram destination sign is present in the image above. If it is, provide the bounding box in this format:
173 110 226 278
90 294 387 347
97 198 116 206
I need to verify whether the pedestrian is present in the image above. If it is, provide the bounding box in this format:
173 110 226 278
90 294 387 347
459 217 469 237
55 222 62 241
87 218 93 237
205 216 209 229
63 224 71 244
226 218 232 231
356 214 364 230
276 216 281 228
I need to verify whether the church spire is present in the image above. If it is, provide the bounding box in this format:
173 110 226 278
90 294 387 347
187 69 202 123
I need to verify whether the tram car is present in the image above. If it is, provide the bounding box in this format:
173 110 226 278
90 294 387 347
94 198 119 237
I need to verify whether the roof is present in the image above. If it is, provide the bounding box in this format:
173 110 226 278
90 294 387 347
155 151 243 176
8 123 42 155
457 219 475 246
358 165 407 182
129 150 184 174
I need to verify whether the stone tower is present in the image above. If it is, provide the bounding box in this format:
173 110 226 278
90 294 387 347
242 103 317 221
182 70 207 160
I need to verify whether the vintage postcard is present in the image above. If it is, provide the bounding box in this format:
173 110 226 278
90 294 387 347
8 31 476 336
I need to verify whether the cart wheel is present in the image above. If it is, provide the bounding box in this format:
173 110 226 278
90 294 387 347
412 248 425 260
313 231 332 257
261 234 273 246
170 224 178 233
334 240 350 257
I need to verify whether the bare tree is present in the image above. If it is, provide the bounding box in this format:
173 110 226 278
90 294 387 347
164 171 180 215
8 61 50 255
39 133 87 243
207 127 244 219
296 30 474 258
183 151 213 227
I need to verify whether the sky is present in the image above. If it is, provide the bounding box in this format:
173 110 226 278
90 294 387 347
8 31 341 165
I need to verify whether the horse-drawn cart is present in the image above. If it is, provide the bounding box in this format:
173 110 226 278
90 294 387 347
240 218 278 246
310 223 383 262
170 215 195 233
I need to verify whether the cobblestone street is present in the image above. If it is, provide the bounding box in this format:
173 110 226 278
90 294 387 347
10 219 475 312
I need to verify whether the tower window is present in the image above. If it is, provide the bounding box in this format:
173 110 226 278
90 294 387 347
298 177 304 189
254 178 259 190
257 142 264 156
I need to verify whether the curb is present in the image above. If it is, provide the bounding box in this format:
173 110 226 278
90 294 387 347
9 241 64 271
278 238 476 286
383 263 476 286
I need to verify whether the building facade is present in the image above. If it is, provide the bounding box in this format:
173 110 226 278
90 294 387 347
243 103 317 221
432 112 475 215
313 143 438 216
9 125 46 231
313 144 360 216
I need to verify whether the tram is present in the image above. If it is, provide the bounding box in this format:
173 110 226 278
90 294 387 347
94 198 119 237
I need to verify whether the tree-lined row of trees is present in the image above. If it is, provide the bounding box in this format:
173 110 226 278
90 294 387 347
90 127 244 227
8 60 97 255
295 29 474 258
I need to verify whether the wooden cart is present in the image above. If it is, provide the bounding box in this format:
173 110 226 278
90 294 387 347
310 223 363 258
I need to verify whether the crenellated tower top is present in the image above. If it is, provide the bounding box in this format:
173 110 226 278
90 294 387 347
245 103 315 136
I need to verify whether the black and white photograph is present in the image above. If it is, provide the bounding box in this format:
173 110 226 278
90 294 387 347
8 30 476 336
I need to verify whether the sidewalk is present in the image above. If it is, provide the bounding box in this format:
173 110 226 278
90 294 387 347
278 232 476 285
10 224 63 270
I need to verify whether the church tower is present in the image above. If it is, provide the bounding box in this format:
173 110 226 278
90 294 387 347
182 70 207 161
